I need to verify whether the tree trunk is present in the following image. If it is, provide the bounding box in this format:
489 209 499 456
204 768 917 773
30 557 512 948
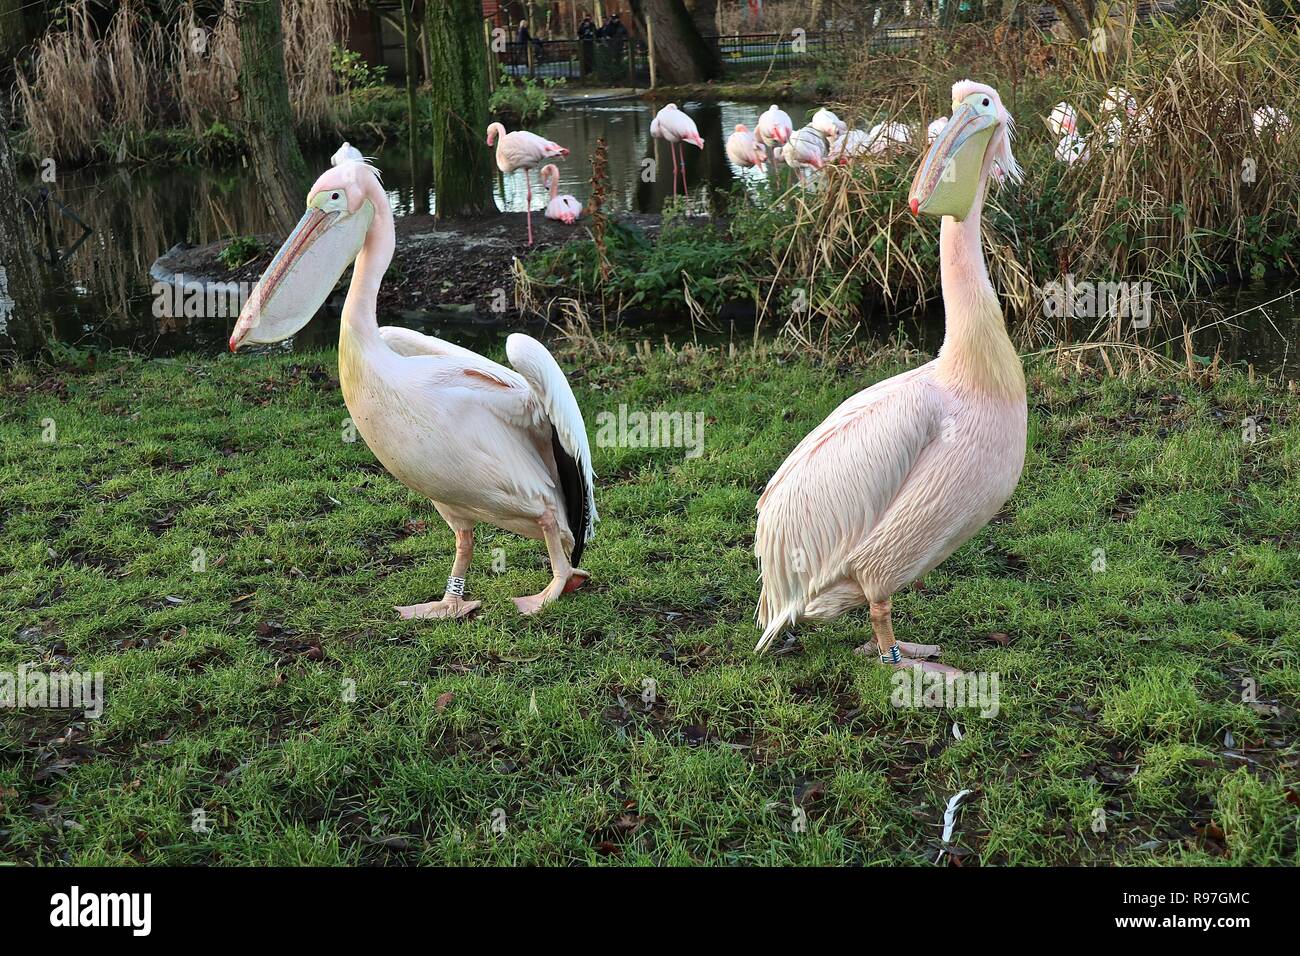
401 0 421 139
634 0 722 85
0 103 47 357
238 0 309 234
1050 0 1095 40
426 0 493 217
0 0 26 77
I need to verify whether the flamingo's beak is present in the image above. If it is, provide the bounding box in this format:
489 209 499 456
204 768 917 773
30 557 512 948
229 198 373 350
908 101 997 222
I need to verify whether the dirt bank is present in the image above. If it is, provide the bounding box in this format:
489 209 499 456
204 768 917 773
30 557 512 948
153 210 664 320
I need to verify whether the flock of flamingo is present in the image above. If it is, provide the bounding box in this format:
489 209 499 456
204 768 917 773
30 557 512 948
485 87 1292 248
229 80 1032 676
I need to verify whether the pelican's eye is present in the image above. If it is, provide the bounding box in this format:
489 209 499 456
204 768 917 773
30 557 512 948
331 192 339 200
982 97 990 107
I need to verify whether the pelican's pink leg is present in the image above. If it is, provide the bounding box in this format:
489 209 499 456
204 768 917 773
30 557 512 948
512 510 589 615
525 168 534 246
854 598 962 676
396 528 482 620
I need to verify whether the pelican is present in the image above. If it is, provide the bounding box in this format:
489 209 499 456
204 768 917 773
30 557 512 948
229 145 598 618
754 82 1027 674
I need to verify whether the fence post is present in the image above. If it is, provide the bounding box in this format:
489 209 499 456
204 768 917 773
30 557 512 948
482 19 496 93
646 17 657 89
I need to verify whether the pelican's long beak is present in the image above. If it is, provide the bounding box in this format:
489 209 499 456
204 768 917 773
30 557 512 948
908 103 997 221
229 198 373 351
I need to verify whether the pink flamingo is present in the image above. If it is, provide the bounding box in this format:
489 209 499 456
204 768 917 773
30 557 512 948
755 82 1026 677
725 124 767 172
781 126 828 184
650 103 704 197
486 122 568 246
540 164 582 224
756 104 793 149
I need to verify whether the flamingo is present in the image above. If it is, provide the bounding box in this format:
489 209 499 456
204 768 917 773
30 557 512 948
725 123 767 172
810 107 846 140
1047 102 1078 137
650 103 704 198
927 117 948 143
782 125 828 184
1055 132 1089 165
540 164 582 224
229 144 597 618
754 81 1027 676
866 121 912 154
1253 105 1291 141
486 121 568 246
756 104 794 149
828 127 871 164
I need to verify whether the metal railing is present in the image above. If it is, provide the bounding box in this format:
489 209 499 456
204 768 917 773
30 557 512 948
494 37 647 84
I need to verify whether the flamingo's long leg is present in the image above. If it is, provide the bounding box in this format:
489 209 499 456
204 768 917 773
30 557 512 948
525 168 534 245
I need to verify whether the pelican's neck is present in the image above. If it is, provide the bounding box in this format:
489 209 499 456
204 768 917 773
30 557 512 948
340 200 393 354
935 192 1025 401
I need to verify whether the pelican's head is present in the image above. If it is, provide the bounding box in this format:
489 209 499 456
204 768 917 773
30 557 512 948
908 81 1019 222
229 145 381 351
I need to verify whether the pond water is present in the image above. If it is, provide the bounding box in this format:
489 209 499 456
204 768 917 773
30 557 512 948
12 98 1300 376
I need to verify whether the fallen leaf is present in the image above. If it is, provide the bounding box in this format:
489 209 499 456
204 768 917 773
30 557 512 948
434 691 455 713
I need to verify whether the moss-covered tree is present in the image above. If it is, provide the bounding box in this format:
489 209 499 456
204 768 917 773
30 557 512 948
426 0 493 217
0 103 47 357
238 0 309 233
0 0 26 77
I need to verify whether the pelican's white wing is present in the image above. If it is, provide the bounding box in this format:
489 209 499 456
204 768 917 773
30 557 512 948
505 333 598 542
378 326 521 383
754 363 941 653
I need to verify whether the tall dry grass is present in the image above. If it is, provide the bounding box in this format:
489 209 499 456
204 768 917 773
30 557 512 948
14 0 352 163
765 1 1300 347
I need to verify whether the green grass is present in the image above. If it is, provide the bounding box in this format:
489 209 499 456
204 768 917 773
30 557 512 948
0 345 1297 865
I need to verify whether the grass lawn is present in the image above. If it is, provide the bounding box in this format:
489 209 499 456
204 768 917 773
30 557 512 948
0 342 1297 865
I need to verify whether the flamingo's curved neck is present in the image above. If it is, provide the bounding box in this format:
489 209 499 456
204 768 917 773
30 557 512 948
935 186 1024 401
340 196 393 358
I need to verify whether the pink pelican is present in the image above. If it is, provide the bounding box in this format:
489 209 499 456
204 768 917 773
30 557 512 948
650 103 704 197
486 121 569 246
541 164 582 224
229 145 597 618
782 126 828 184
725 123 767 172
754 82 1027 675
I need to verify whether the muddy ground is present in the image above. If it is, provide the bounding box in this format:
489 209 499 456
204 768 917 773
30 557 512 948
154 211 664 321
